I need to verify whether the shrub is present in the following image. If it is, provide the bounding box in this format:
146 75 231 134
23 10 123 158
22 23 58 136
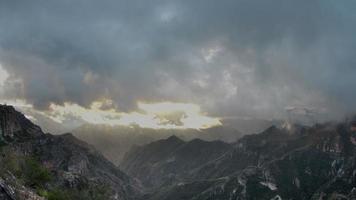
0 148 22 177
22 157 52 187
46 189 70 200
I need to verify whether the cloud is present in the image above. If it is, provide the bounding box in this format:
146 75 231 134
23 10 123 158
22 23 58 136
11 100 221 130
0 0 355 123
0 64 9 96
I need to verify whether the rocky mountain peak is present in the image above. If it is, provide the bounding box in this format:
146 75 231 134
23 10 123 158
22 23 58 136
263 125 282 134
0 105 142 200
0 105 43 143
165 135 182 143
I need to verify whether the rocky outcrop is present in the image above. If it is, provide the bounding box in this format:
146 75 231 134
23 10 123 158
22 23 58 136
0 105 142 200
0 172 45 200
0 105 42 143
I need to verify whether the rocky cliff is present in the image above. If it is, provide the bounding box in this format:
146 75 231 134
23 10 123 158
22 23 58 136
0 105 141 200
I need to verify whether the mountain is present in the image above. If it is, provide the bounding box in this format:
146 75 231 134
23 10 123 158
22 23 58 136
122 120 356 200
121 135 232 190
72 124 242 165
0 105 141 200
221 118 284 135
5 103 356 200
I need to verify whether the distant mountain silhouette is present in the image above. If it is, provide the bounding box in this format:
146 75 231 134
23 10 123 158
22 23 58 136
121 135 232 190
72 124 243 165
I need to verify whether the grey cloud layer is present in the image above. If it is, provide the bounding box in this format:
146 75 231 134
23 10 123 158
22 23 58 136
0 0 355 119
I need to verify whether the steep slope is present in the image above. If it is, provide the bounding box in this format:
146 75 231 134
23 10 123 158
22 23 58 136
132 121 356 200
0 105 141 200
121 136 232 190
0 105 43 143
189 125 309 180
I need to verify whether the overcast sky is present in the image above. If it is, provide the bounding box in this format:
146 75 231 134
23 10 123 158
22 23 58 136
0 0 356 128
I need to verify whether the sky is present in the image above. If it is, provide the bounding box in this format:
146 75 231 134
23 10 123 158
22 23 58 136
0 0 356 130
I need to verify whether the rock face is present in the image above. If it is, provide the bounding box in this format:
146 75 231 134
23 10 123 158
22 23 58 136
0 105 141 200
0 105 42 143
123 122 356 200
0 174 45 200
122 136 232 190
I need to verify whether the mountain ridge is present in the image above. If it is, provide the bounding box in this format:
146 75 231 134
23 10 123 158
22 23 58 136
0 104 142 200
72 123 243 165
122 120 356 200
121 135 233 191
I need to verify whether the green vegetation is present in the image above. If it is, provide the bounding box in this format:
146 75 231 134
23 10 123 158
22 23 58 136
46 189 70 200
22 157 52 187
0 147 110 200
0 147 23 176
0 147 52 196
37 186 110 200
0 150 52 187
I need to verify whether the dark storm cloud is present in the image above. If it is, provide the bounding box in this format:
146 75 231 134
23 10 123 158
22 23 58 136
0 0 355 119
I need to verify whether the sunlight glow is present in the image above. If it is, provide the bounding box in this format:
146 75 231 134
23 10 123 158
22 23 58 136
45 100 221 129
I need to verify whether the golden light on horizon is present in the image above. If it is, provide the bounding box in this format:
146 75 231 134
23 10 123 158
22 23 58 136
44 100 221 129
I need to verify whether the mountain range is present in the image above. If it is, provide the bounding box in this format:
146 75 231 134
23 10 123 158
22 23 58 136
72 124 243 165
121 120 356 199
1 104 356 200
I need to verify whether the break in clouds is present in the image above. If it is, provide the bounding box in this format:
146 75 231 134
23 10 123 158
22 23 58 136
0 0 356 125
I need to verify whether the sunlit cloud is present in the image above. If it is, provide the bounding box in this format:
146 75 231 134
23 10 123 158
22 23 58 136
10 99 221 130
0 0 355 124
0 99 33 108
136 102 221 129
